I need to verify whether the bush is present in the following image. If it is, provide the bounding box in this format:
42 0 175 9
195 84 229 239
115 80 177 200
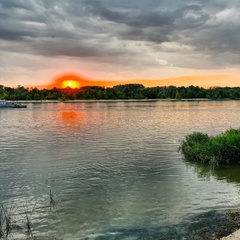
179 129 240 167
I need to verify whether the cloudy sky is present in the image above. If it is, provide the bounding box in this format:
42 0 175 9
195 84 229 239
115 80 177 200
0 0 239 87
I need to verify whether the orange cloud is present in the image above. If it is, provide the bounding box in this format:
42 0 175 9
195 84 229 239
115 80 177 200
38 73 240 89
43 73 115 89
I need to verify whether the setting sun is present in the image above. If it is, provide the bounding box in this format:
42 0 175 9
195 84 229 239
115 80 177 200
62 80 81 89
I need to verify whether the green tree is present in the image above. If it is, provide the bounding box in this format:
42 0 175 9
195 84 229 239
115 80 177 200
175 92 182 100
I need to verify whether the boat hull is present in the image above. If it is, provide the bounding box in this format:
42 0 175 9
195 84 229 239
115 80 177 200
0 101 27 108
0 105 27 108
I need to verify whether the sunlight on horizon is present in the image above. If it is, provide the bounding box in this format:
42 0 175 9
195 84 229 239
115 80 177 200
61 80 81 89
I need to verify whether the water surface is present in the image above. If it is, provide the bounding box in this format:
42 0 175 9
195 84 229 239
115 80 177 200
0 101 240 239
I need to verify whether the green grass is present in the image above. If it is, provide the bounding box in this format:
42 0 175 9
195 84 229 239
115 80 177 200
179 129 240 167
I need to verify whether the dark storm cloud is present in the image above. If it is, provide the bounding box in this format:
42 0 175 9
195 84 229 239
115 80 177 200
0 0 33 10
80 0 176 46
117 26 173 44
174 5 210 28
0 0 239 68
85 0 174 28
0 27 35 41
0 12 7 19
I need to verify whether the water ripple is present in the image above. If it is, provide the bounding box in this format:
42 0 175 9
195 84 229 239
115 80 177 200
1 101 240 239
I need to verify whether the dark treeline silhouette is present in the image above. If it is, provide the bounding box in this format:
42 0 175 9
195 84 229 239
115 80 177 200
0 84 240 101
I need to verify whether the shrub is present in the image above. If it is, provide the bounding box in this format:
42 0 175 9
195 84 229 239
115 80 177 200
179 129 240 167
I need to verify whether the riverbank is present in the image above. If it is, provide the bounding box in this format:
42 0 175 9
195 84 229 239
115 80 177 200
89 211 240 239
221 229 240 240
3 209 240 240
13 98 211 103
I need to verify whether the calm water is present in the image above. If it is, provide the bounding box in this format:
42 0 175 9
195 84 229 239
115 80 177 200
1 101 240 239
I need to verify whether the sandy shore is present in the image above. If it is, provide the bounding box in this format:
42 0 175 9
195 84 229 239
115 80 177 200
221 229 240 240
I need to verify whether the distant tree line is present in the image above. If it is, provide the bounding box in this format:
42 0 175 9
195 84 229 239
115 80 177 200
0 84 240 101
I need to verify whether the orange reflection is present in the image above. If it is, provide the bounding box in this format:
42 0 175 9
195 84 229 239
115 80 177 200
60 111 85 129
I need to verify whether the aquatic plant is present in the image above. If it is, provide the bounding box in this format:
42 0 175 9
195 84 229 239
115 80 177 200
179 129 240 167
0 207 4 239
0 203 15 240
49 188 57 211
23 203 36 239
0 188 59 240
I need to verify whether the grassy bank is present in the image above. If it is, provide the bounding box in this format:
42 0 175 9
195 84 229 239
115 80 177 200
179 129 240 167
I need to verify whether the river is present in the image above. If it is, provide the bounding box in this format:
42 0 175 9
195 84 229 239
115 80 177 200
0 101 240 239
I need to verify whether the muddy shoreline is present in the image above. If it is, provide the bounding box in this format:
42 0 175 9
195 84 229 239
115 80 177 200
7 210 240 240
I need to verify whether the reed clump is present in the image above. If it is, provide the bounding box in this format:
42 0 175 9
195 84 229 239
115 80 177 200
49 188 57 211
0 188 58 240
179 129 240 167
0 203 15 240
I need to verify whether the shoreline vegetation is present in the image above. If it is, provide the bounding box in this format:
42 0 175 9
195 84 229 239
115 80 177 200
13 99 210 103
179 129 240 167
180 129 240 239
1 84 240 101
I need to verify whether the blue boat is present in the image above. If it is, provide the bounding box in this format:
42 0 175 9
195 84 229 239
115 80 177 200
0 100 27 108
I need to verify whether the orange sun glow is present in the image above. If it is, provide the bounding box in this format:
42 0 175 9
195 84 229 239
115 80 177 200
61 80 81 89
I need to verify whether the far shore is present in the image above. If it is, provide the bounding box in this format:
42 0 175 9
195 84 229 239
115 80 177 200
12 98 221 103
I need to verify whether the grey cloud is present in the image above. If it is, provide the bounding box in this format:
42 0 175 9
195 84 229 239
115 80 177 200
82 0 176 46
0 12 7 19
84 1 212 45
0 0 240 68
189 27 240 54
0 27 35 41
115 23 174 44
174 5 210 28
0 0 33 10
85 0 173 28
33 40 102 57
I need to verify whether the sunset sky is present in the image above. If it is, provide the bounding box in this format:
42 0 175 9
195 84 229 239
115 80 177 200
0 0 239 88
